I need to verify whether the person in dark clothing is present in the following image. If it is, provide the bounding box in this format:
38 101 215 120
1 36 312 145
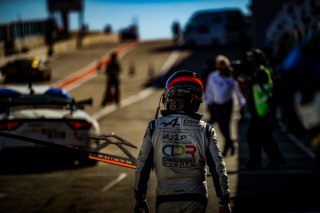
101 52 121 106
171 21 181 44
245 49 285 169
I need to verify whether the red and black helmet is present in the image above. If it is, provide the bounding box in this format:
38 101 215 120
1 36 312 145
165 70 203 97
163 70 204 111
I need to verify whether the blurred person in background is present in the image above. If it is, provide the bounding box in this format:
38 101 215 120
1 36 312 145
205 55 246 157
244 49 285 169
101 52 121 107
134 70 231 213
281 32 320 170
171 20 181 45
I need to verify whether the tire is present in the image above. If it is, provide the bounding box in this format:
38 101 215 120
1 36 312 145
78 158 98 167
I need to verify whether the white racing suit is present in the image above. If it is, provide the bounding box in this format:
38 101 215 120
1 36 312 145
134 112 230 212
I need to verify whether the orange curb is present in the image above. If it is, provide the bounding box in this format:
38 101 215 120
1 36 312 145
55 40 138 89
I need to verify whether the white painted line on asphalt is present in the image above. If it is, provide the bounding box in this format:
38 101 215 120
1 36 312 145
54 55 110 91
278 122 316 159
120 88 155 108
92 50 181 121
160 50 180 73
64 73 98 92
92 88 155 120
92 105 117 120
57 43 137 91
287 133 316 159
101 173 127 192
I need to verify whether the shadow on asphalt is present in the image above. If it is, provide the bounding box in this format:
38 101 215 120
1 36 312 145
0 148 96 175
233 117 320 213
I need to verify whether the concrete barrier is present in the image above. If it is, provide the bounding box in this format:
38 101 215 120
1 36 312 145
0 33 119 67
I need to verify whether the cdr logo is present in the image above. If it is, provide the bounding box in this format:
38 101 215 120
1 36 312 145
162 144 196 157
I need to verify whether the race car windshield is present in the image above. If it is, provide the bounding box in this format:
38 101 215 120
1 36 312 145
0 94 75 113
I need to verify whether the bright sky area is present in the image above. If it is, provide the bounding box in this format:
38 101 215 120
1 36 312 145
0 0 251 40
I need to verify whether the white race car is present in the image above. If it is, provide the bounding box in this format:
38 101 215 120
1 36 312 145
0 85 100 166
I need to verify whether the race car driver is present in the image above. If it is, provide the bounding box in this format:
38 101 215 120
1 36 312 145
134 70 231 213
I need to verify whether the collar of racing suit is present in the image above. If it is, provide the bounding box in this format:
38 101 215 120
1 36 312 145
160 110 203 120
